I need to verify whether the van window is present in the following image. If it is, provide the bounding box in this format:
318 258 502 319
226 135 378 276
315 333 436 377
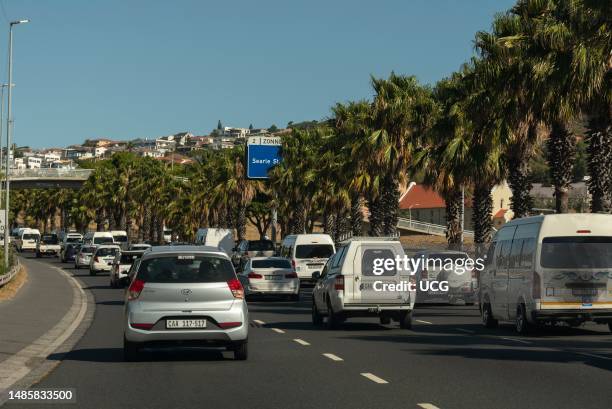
138 255 235 283
41 235 59 245
485 242 496 266
520 238 536 268
332 246 347 268
248 240 274 251
295 244 334 259
362 249 396 276
540 236 612 269
496 240 511 270
94 236 114 245
509 239 523 268
113 235 128 243
22 233 38 240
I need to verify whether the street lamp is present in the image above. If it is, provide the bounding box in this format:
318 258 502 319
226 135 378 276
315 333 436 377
0 84 14 203
4 19 29 270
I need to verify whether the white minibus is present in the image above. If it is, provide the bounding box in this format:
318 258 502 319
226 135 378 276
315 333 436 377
280 234 335 281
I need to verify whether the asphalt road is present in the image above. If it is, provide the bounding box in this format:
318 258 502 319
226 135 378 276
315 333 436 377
6 255 612 409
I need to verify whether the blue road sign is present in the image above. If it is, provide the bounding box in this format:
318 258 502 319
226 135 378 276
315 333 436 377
246 137 282 179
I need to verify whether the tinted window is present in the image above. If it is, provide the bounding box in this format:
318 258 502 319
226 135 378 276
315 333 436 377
248 240 274 251
540 236 612 269
485 242 496 266
113 235 128 243
362 248 396 276
520 238 536 268
66 237 81 243
41 235 59 244
137 255 235 283
120 254 140 264
295 244 334 259
94 237 114 244
96 247 119 257
252 259 292 269
509 239 523 269
80 246 96 254
23 234 38 240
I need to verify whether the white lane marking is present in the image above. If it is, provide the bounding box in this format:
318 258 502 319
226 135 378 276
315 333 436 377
271 328 285 334
501 337 532 345
576 352 612 361
418 404 441 409
322 353 343 361
360 372 388 384
253 319 266 325
293 338 310 346
416 319 433 324
456 328 475 334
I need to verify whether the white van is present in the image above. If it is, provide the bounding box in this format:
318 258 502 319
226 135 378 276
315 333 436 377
280 234 335 281
110 230 129 249
83 231 115 246
480 213 612 334
195 228 234 257
16 228 41 252
311 237 415 329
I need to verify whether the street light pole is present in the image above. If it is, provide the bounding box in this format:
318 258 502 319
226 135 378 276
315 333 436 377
4 19 29 270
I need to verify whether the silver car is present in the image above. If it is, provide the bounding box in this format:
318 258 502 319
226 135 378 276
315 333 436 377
123 246 249 361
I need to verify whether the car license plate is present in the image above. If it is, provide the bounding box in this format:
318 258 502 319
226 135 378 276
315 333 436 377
166 319 207 329
308 264 323 269
265 275 282 280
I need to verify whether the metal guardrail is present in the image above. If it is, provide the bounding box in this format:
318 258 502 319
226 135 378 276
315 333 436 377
0 259 20 287
397 218 474 237
8 168 93 179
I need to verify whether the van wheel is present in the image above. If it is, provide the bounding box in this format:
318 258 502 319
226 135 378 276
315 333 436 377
123 337 140 362
399 311 412 329
311 301 323 326
232 341 248 361
481 302 498 328
380 316 391 325
325 300 340 330
515 303 531 335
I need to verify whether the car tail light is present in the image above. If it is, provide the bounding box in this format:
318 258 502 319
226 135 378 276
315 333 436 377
94 256 100 263
291 259 296 269
285 272 298 278
248 272 263 279
533 272 541 298
334 275 344 291
576 230 591 234
409 274 417 288
128 279 145 300
218 322 242 329
130 322 154 330
421 269 428 279
227 278 244 299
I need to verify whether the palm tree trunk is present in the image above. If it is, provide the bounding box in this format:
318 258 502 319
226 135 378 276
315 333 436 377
473 181 494 257
586 107 612 213
548 120 576 214
235 205 247 241
350 194 363 236
292 201 306 234
382 176 399 236
367 193 384 237
445 187 462 250
507 126 536 218
323 209 335 235
142 206 151 242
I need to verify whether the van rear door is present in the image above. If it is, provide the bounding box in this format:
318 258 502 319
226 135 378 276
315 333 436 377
352 244 407 304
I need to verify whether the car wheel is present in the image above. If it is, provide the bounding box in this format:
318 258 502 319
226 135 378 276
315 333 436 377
379 316 391 325
233 341 248 361
311 300 323 326
399 311 412 329
608 323 612 333
290 294 300 302
90 269 96 276
325 300 340 330
36 252 41 258
516 303 531 335
481 302 498 328
123 337 140 362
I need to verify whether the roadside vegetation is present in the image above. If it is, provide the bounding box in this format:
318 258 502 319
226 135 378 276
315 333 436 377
11 0 611 250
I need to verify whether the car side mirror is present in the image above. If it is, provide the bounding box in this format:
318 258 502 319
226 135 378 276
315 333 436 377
312 271 321 281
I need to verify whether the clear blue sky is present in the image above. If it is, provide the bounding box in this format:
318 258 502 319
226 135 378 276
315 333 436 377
0 0 516 148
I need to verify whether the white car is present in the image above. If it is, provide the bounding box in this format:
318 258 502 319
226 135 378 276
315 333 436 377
75 245 96 269
36 233 61 257
129 243 152 251
311 238 415 329
89 245 121 276
238 257 300 300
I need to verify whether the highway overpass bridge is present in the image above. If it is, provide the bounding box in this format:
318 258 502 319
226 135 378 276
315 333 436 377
3 169 92 189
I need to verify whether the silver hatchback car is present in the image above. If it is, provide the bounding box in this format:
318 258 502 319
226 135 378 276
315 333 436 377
123 246 249 361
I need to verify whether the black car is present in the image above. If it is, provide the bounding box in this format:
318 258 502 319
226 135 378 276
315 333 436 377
62 243 82 263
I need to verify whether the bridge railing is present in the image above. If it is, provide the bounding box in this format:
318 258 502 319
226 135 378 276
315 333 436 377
8 168 93 179
397 217 474 237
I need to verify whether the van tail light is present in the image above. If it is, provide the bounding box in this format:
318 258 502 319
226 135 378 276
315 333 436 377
128 279 145 300
227 278 244 299
334 275 344 291
285 272 298 279
131 322 154 330
533 272 541 298
248 272 263 279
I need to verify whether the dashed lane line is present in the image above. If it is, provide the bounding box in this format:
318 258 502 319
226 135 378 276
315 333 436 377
418 403 441 409
271 328 285 334
501 337 532 345
575 352 612 361
293 338 310 346
456 328 475 334
360 373 388 384
322 353 343 362
416 319 433 324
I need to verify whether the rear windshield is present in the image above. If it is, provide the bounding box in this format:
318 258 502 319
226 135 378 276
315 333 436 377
252 259 291 269
66 237 82 243
80 246 96 254
94 237 114 245
137 255 235 283
113 235 128 243
23 234 39 240
96 247 119 257
41 235 59 244
295 244 334 259
541 236 612 269
131 245 149 250
363 249 397 276
248 240 274 251
120 254 140 264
